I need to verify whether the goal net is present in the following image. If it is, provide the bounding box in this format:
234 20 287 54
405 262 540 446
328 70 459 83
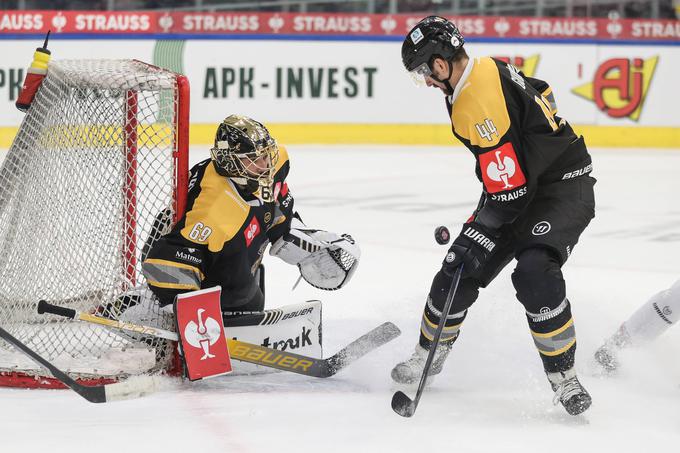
0 60 189 388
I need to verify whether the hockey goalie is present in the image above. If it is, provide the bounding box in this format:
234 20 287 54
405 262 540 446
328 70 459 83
138 114 361 374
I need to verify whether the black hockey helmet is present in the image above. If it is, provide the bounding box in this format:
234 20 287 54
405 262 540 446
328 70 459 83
401 16 465 85
210 114 279 201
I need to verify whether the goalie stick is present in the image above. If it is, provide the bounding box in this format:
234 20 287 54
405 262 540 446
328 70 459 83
391 264 463 417
37 300 400 378
0 325 161 403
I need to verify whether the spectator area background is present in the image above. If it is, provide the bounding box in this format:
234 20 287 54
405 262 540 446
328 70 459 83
0 9 679 148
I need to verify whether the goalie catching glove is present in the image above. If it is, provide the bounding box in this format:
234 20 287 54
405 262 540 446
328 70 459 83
270 218 360 290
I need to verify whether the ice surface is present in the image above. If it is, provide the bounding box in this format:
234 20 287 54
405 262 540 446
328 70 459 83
1 145 679 452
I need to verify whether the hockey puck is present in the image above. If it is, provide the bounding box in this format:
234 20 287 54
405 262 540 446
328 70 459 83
434 225 450 245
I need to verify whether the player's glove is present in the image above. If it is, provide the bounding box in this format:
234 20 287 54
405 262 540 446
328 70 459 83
270 217 361 290
443 222 498 277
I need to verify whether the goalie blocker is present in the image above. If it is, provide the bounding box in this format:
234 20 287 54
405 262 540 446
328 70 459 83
270 217 360 291
174 286 232 381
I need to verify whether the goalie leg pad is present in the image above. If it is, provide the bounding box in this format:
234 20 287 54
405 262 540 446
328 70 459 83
224 300 323 375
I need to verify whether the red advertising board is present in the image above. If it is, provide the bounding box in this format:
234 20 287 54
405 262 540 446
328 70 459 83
0 11 679 41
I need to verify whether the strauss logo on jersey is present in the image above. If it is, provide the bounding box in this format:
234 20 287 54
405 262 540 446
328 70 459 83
479 142 526 194
244 216 261 246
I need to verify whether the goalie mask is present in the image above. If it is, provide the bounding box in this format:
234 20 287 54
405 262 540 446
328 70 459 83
210 115 279 202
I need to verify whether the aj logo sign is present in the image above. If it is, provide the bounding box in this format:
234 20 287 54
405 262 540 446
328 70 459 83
572 56 658 120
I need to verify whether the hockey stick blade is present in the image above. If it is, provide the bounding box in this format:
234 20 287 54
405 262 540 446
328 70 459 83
321 322 401 377
391 391 416 418
38 300 401 378
0 325 160 403
391 265 463 417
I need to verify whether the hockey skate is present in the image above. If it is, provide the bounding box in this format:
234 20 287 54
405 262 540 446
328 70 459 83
391 343 452 384
547 368 592 416
594 325 631 373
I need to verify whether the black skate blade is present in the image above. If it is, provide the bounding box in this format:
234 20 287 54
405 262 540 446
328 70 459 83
391 391 416 417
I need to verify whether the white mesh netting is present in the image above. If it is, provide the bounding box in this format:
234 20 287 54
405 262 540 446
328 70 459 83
0 60 187 386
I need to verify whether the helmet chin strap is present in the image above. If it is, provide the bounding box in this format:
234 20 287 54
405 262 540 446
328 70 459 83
432 60 454 95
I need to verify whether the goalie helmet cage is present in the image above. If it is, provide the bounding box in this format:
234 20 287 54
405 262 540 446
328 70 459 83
0 60 189 388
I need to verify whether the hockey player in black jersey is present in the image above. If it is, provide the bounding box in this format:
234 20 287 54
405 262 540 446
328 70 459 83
141 115 360 315
392 16 596 416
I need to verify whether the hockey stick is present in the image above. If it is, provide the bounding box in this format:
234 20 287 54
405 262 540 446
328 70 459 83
0 325 161 403
391 264 464 417
37 300 400 378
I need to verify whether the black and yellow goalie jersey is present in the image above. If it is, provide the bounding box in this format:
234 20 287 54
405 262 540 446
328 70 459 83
446 57 592 229
142 145 295 309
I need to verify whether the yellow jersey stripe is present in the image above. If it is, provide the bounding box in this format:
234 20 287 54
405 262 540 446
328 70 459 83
531 318 574 339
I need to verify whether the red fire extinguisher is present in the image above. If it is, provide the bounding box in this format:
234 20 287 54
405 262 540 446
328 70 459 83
16 31 52 112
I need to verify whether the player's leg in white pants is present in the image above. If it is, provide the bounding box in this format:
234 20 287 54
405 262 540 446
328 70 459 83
624 278 680 341
595 279 680 371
